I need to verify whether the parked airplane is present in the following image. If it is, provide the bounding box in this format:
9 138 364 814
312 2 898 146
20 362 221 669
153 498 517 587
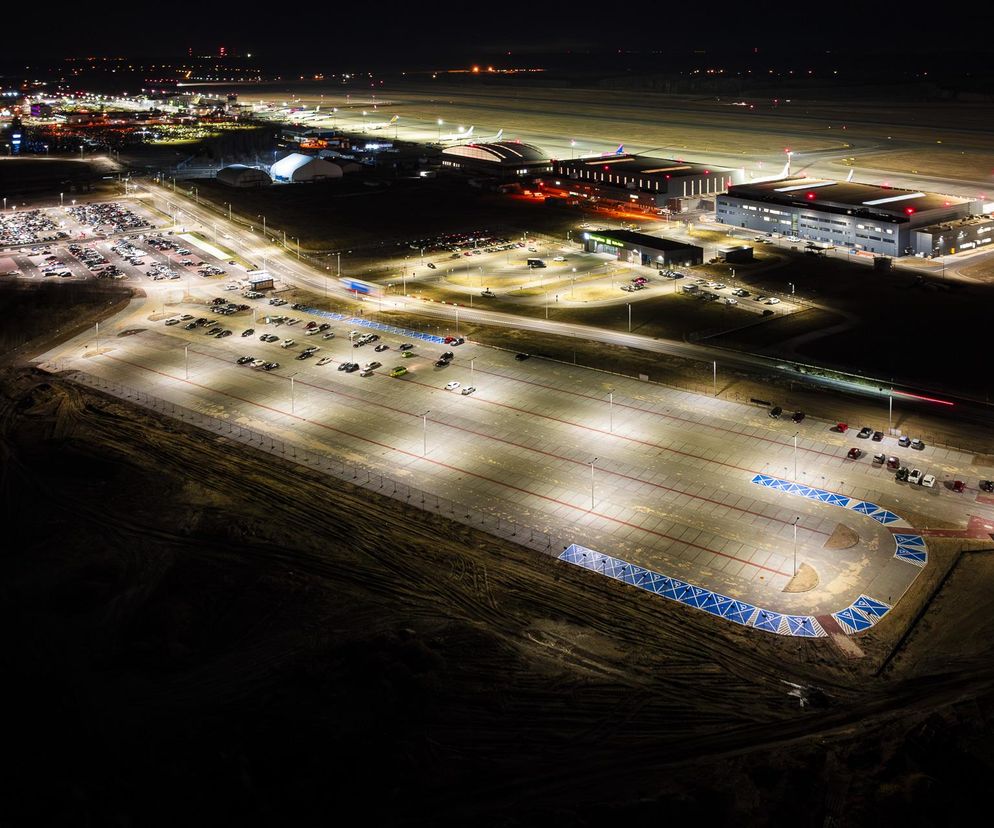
439 125 474 142
367 115 399 130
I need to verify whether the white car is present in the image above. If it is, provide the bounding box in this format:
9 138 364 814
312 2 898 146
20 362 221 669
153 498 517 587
280 339 295 348
921 474 937 488
909 469 923 485
461 386 477 396
553 256 567 262
250 359 265 368
723 297 737 305
444 381 461 391
317 357 333 366
766 297 781 305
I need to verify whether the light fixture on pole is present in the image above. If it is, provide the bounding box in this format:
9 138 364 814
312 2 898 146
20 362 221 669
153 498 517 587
590 457 598 510
792 516 801 576
422 410 430 456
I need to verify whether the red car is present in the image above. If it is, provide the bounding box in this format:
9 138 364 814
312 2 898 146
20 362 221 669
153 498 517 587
847 447 862 459
952 480 965 493
836 423 849 433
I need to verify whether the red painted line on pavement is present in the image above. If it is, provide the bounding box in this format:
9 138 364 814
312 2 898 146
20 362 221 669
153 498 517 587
186 343 831 537
98 352 794 578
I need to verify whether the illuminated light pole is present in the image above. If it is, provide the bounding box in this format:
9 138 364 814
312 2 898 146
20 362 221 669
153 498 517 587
590 457 598 510
713 360 717 397
608 390 614 433
290 373 297 415
184 344 190 379
59 192 64 207
422 410 430 456
627 302 632 333
792 516 801 576
793 431 799 480
888 388 893 433
470 358 475 382
455 306 459 335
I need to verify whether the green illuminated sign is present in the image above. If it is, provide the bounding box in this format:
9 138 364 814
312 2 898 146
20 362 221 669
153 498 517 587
589 234 622 247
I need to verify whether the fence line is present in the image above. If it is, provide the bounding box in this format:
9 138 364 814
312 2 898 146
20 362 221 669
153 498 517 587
64 368 569 559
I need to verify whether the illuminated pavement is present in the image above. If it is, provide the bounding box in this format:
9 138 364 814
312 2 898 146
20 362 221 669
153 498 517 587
39 283 994 618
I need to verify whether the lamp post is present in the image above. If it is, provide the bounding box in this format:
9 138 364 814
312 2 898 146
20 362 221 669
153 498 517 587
184 344 189 379
792 516 801 576
470 358 475 382
59 192 64 207
590 457 598 510
290 373 296 415
627 302 632 333
437 119 443 141
422 410 430 456
608 390 614 433
713 360 717 397
793 431 799 480
888 388 893 433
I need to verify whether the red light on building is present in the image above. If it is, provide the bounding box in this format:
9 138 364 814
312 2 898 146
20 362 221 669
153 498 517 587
806 192 816 200
905 207 915 214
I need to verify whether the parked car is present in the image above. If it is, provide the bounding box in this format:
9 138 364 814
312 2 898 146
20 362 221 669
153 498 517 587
895 467 910 482
515 353 530 361
857 427 873 439
461 386 477 396
389 366 408 377
241 328 255 337
898 435 911 447
444 381 461 391
911 438 925 450
872 430 884 442
922 474 936 489
908 468 924 485
887 456 901 470
791 411 805 423
873 453 886 464
981 480 994 493
768 406 782 419
952 480 966 493
847 447 862 459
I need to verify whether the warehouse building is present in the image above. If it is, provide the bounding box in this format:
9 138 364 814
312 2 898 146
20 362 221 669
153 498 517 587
440 141 552 178
582 229 703 268
716 178 973 256
549 154 745 213
913 215 994 257
215 164 272 188
270 153 343 183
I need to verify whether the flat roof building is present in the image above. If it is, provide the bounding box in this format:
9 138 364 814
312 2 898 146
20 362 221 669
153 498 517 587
582 229 703 268
717 177 973 256
550 154 746 212
441 141 552 178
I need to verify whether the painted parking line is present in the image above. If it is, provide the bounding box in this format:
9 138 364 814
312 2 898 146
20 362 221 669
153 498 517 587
751 474 928 567
96 352 794 578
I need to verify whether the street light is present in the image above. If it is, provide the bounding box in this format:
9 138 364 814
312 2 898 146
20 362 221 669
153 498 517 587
184 344 190 379
589 457 598 510
793 431 799 480
422 410 430 456
290 373 297 414
608 390 614 433
792 516 801 576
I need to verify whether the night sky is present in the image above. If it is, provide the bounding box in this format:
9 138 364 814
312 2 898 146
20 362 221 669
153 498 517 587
3 2 991 69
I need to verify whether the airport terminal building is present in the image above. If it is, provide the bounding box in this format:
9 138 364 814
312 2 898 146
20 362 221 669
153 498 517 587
716 178 973 256
440 141 552 178
550 154 746 212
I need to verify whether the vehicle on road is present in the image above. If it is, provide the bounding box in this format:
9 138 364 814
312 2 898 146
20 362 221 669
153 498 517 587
374 344 388 352
237 356 254 365
323 332 336 340
389 366 408 377
847 447 862 459
768 406 782 419
241 328 255 337
922 474 937 488
445 381 461 391
426 262 436 269
317 357 333 366
857 427 873 439
872 431 884 441
262 362 279 371
296 351 313 360
952 480 966 493
461 386 476 396
791 411 805 423
280 339 295 348
981 480 994 493
515 353 530 361
435 359 451 368
398 343 414 351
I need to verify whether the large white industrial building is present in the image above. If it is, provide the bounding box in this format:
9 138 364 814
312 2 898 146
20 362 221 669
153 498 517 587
270 153 343 183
